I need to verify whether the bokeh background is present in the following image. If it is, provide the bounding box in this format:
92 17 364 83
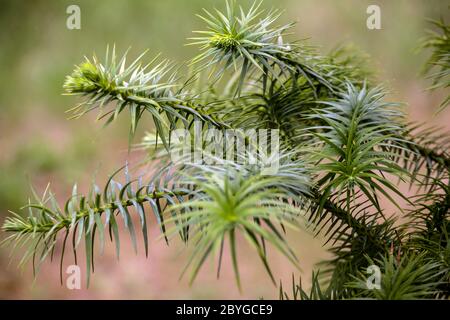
0 0 449 299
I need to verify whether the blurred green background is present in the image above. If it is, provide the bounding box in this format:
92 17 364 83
0 0 449 299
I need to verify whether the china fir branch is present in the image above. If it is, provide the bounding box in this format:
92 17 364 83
2 188 185 236
2 0 450 296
